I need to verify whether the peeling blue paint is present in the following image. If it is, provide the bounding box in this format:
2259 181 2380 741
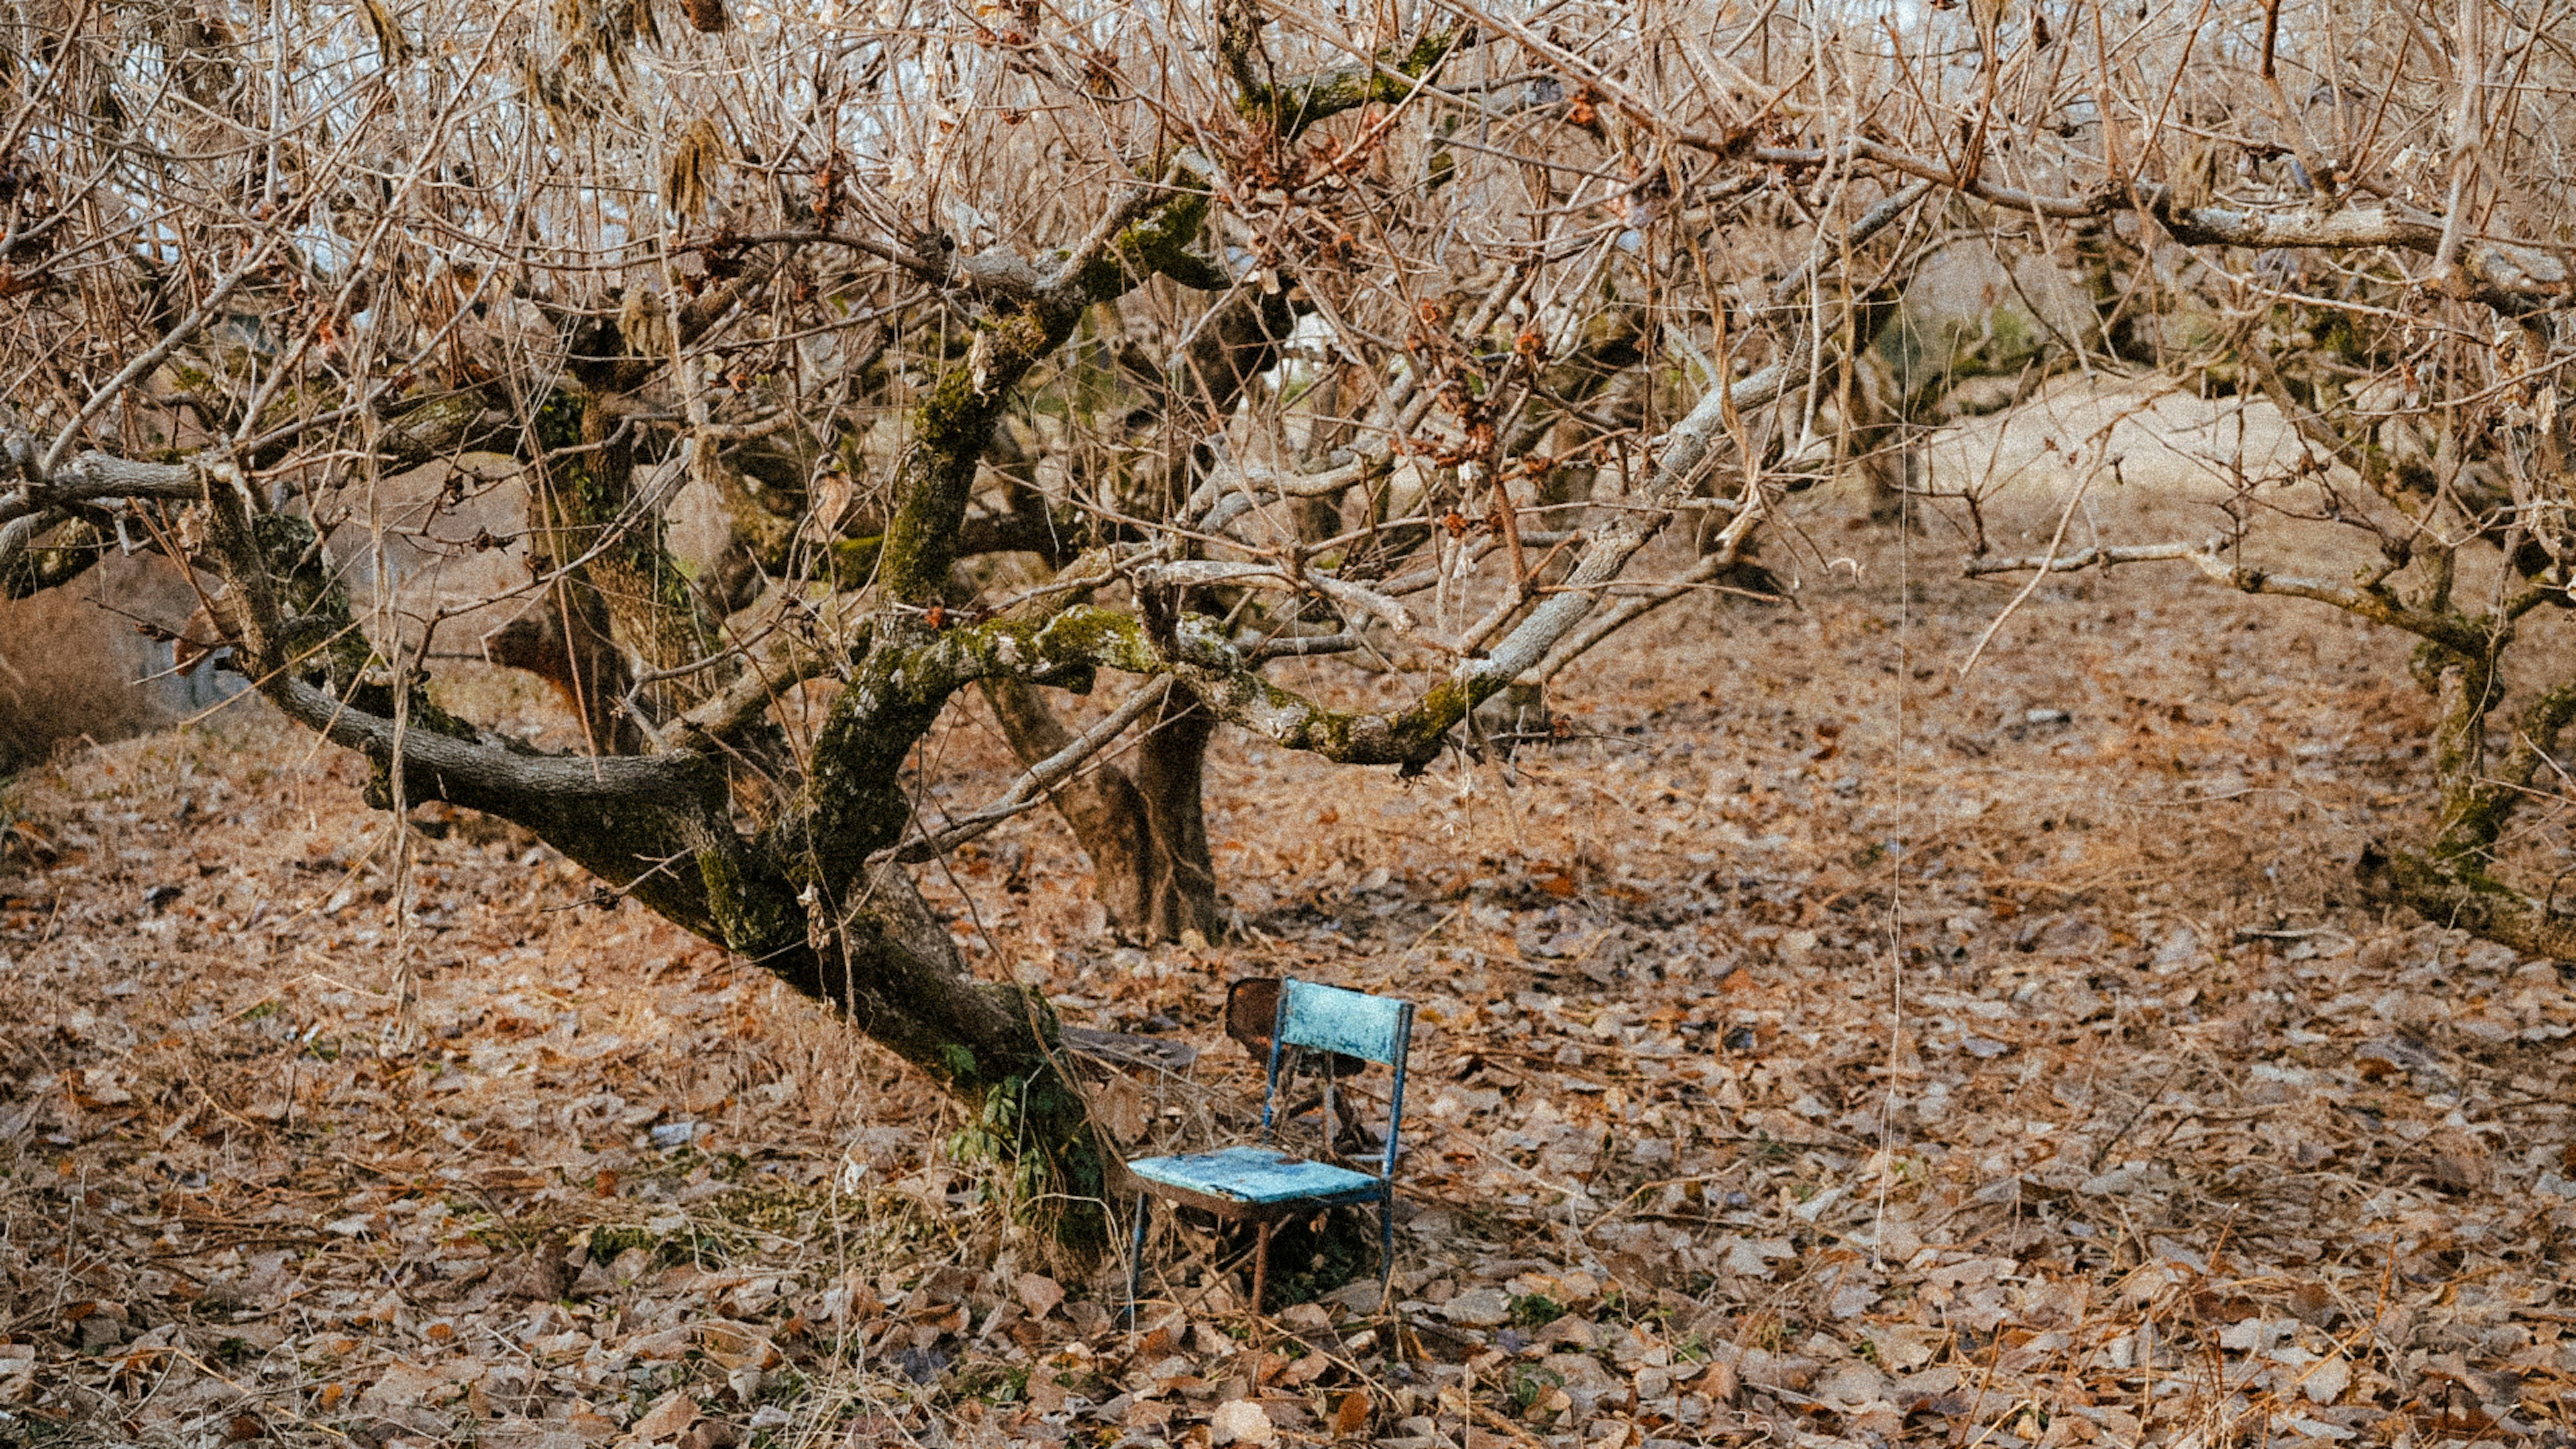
1278 979 1409 1064
1126 1146 1386 1204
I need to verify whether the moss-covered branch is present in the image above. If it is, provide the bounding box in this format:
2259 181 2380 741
0 515 111 599
782 605 1157 892
2358 843 2576 960
2430 677 2576 870
1222 11 1470 142
874 186 1212 607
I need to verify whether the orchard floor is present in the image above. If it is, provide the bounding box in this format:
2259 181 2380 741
5 469 2576 1449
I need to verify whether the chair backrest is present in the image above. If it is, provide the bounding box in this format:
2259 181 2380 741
1262 978 1414 1181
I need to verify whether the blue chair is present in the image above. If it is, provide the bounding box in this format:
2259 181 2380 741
1124 978 1415 1320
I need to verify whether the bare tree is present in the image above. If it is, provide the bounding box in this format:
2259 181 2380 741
1856 0 2576 957
1442 0 2576 962
0 0 1845 1244
18 0 2569 1246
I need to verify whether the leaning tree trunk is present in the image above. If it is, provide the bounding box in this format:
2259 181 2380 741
953 282 1296 943
17 26 1487 1261
979 676 1159 931
195 481 1122 1250
1132 691 1224 943
519 314 727 753
164 268 1180 1255
977 678 1226 943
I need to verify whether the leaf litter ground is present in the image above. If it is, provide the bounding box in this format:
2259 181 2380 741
5 491 2576 1449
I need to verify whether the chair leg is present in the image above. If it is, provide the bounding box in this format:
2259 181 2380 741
1250 1220 1273 1319
1126 1194 1150 1330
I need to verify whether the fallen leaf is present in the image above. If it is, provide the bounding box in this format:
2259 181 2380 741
1696 1358 1740 1404
1818 1360 1889 1407
1440 1287 1511 1327
2306 1354 2352 1405
1723 1235 1794 1277
1863 1324 1941 1370
678 1422 741 1449
634 1390 700 1440
1014 1272 1064 1320
1211 1398 1277 1446
356 1361 447 1413
2433 1150 2485 1191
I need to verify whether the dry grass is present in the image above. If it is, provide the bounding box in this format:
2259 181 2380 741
4 472 2575 1449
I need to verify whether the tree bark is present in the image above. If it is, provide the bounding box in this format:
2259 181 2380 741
1134 691 1224 943
979 676 1157 932
977 678 1224 943
2357 843 2576 961
484 594 645 756
519 318 725 751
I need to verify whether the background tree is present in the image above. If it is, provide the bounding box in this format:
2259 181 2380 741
10 0 2576 1252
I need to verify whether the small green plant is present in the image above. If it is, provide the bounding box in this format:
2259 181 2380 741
1507 1293 1566 1328
586 1224 657 1261
950 1362 1029 1405
759 1367 811 1407
1507 1364 1564 1415
1739 1312 1789 1350
1596 1289 1675 1328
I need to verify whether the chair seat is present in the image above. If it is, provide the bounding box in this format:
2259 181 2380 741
1126 1146 1386 1206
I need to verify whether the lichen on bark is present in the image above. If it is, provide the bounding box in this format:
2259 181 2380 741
1226 21 1466 140
1 517 111 599
527 370 724 747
